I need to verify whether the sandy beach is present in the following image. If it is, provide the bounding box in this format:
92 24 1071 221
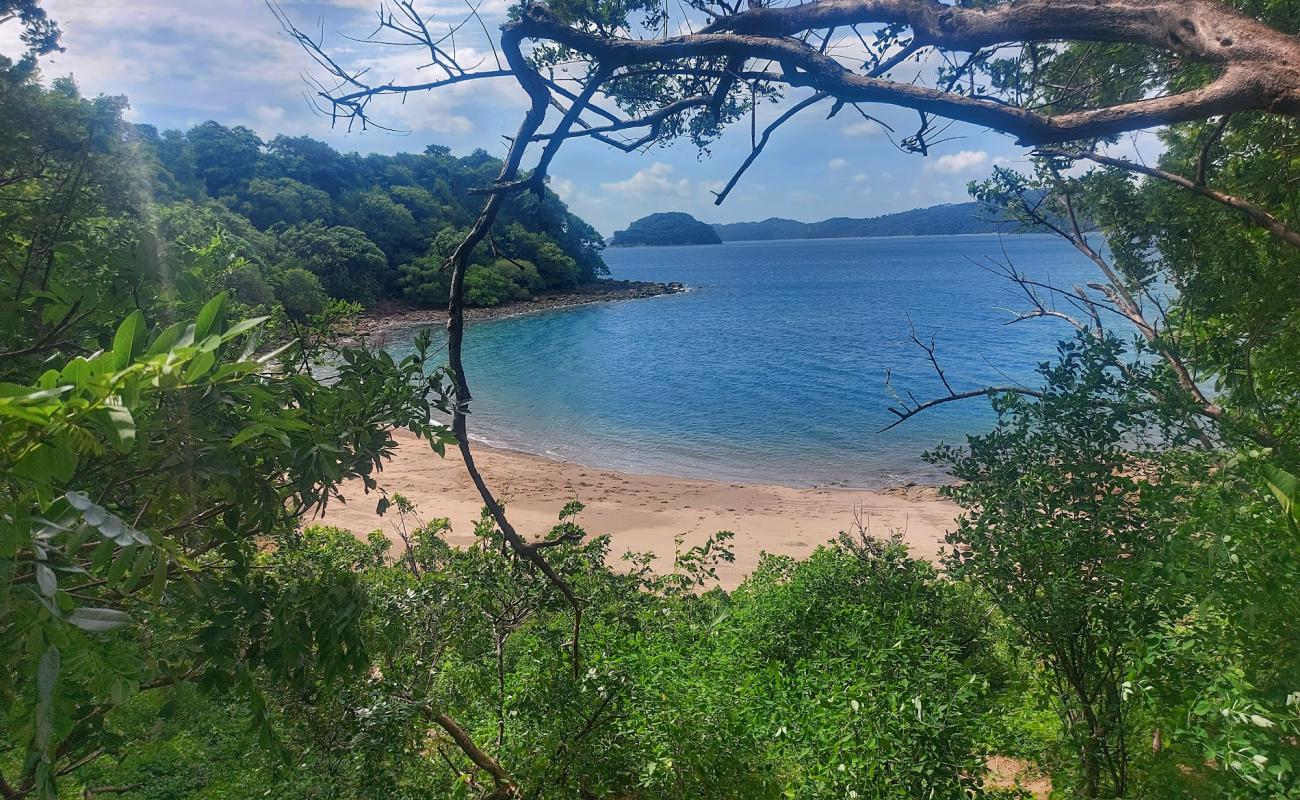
313 432 960 589
351 280 687 341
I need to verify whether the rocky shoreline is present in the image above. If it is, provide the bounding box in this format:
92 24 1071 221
352 280 687 341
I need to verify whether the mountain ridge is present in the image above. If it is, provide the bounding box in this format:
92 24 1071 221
606 202 1019 246
712 201 1015 241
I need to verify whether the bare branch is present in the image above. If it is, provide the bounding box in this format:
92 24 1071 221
1038 146 1300 250
881 385 1047 432
713 92 830 205
514 0 1300 145
438 29 588 682
1195 114 1231 186
531 95 712 152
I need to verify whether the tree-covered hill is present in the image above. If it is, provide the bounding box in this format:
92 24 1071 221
712 201 1014 241
610 211 723 246
614 203 1020 246
129 120 608 310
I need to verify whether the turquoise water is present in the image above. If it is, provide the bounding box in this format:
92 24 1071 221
384 234 1102 487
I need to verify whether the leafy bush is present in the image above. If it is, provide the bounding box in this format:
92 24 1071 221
276 267 327 320
489 258 543 295
276 222 391 302
464 264 518 307
223 262 273 309
398 252 452 306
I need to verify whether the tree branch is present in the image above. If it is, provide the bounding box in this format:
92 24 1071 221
1038 146 1300 250
882 385 1046 431
713 92 830 204
426 709 518 797
508 0 1300 144
440 29 588 682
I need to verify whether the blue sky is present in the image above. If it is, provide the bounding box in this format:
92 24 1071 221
1 0 1151 235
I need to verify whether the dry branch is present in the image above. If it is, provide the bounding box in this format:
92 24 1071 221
1037 146 1300 250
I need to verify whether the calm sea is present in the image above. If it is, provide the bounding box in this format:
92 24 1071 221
383 234 1102 487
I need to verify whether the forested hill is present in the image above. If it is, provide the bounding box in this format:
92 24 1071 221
712 201 1013 241
131 120 607 309
610 212 723 246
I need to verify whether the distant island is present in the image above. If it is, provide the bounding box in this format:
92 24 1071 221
609 202 1019 246
610 212 723 246
713 201 1015 241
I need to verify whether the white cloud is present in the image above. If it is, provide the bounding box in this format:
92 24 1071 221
20 0 524 155
549 176 600 208
827 158 848 170
852 173 869 183
843 120 885 138
551 177 576 201
600 162 695 201
924 150 989 175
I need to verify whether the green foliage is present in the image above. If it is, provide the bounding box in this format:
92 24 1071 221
275 222 391 302
235 177 333 230
397 250 452 306
930 335 1195 798
0 293 457 798
927 333 1300 798
137 125 611 308
611 212 722 246
0 51 467 799
0 0 62 75
398 220 596 306
65 506 999 800
464 264 519 307
964 43 1300 795
351 189 422 265
0 67 608 326
275 267 327 321
186 121 262 199
9 6 1300 800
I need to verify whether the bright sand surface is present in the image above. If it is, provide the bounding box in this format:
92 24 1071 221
313 432 960 589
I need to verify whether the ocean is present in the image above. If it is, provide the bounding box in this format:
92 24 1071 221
383 234 1104 487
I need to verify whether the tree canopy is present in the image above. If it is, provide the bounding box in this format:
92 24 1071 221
5 1 1300 799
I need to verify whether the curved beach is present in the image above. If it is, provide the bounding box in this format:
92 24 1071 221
313 431 959 588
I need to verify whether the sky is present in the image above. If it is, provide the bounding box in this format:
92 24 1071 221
1 0 1157 235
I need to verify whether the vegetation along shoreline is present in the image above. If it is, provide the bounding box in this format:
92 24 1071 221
352 279 687 339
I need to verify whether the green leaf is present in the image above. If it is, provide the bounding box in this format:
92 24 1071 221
107 545 136 585
59 356 94 386
0 383 72 402
147 321 195 357
222 316 269 343
183 349 217 382
121 547 154 593
67 607 133 632
194 291 228 342
229 423 268 448
1260 464 1300 527
12 442 78 485
100 403 136 453
35 646 59 750
111 310 145 370
150 556 169 602
35 563 57 597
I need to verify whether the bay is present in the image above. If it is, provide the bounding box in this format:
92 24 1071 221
384 234 1103 487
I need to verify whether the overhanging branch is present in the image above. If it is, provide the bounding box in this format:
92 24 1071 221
1037 146 1300 250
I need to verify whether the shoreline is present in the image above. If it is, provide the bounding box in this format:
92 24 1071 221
313 433 960 589
353 279 687 341
467 431 949 492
